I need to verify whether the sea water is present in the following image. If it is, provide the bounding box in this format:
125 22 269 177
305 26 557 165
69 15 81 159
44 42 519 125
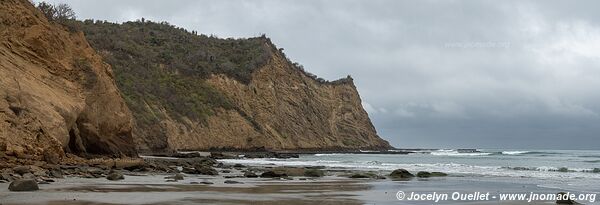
220 149 600 193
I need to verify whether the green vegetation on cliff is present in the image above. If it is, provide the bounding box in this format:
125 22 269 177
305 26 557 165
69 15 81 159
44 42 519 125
77 20 273 123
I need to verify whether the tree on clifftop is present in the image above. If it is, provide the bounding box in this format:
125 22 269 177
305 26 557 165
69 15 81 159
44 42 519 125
36 2 75 21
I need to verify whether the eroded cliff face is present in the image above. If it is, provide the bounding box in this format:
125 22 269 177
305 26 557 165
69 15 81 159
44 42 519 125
75 16 391 152
160 46 391 151
0 0 136 161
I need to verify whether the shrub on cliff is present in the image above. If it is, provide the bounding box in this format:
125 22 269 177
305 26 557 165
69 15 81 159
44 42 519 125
72 20 273 125
36 2 75 21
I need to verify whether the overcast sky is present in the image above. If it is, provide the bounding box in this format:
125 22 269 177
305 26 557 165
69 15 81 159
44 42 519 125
40 0 600 149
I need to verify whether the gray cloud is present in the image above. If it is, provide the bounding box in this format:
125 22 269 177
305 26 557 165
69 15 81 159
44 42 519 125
40 0 600 149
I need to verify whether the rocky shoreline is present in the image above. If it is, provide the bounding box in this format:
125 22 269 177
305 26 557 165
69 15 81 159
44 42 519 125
1 151 441 192
1 152 582 205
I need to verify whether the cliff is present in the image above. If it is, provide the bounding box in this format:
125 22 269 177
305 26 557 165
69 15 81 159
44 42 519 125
78 21 392 152
0 0 136 163
171 49 390 150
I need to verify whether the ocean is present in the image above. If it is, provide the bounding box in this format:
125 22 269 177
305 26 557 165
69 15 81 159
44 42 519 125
220 149 600 194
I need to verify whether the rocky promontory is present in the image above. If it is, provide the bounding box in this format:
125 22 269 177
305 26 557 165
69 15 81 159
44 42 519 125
0 0 136 167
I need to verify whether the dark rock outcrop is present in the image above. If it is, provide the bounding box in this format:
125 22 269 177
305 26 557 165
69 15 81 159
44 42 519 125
304 169 325 177
170 173 185 181
224 180 243 184
389 169 414 179
106 170 124 180
416 171 447 178
8 179 39 191
195 165 218 176
12 166 30 175
243 171 258 178
260 171 288 178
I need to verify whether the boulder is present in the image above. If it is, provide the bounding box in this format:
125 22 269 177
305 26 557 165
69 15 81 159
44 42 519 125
224 180 243 184
166 173 185 181
182 167 197 174
260 171 288 178
173 152 202 158
8 179 39 191
84 167 105 178
233 164 246 168
195 158 217 167
22 173 35 179
210 152 237 159
430 172 448 177
106 170 124 181
49 169 64 178
26 166 48 178
40 177 55 183
43 148 61 164
243 171 258 178
416 171 430 178
195 165 218 175
271 167 305 176
416 171 447 178
389 169 414 179
304 169 325 177
152 163 172 172
174 173 185 180
13 166 31 175
349 173 371 178
1 172 14 182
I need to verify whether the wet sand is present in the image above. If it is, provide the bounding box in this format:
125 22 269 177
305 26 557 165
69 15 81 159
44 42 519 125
0 174 567 205
1 175 367 205
0 161 579 205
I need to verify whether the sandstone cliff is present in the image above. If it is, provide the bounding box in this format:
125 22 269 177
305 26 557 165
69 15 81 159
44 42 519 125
168 47 391 150
78 21 392 152
0 0 136 162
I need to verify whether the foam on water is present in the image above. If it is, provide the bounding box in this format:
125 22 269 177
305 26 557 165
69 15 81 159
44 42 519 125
429 150 493 156
221 158 599 180
501 150 530 155
221 149 600 179
219 149 600 192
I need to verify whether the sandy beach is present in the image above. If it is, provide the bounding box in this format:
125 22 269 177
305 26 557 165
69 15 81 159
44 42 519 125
0 160 571 205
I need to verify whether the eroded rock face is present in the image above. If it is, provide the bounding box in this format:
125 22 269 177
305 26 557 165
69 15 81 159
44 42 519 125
69 9 390 152
0 0 136 159
1 0 391 155
162 48 392 151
